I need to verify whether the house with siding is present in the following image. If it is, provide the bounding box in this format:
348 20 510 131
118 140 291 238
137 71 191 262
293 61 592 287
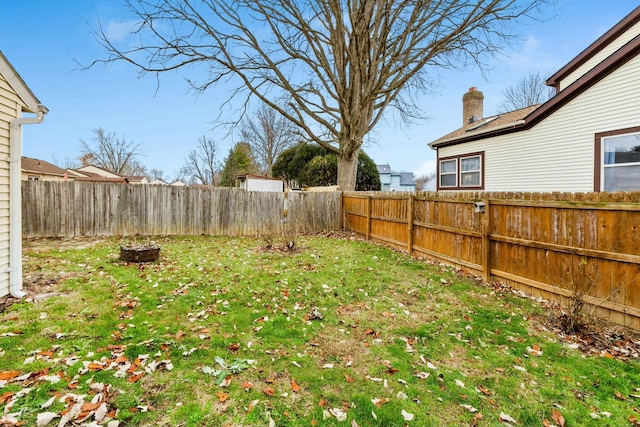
0 52 47 298
22 156 72 182
429 6 640 193
377 164 416 191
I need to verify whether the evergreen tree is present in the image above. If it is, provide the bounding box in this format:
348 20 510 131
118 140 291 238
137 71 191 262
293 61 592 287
220 143 259 187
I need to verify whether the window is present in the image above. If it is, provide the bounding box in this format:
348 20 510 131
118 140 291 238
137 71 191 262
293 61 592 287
460 156 481 187
595 128 640 192
28 176 39 181
439 159 457 188
437 152 484 190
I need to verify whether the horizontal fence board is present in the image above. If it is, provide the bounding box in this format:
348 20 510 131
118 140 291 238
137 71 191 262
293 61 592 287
22 181 340 238
343 190 640 328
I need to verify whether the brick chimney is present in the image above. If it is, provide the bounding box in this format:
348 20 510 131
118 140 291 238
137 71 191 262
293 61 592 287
462 87 484 126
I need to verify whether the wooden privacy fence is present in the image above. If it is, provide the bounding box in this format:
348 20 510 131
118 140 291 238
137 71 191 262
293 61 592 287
22 181 341 238
343 191 640 329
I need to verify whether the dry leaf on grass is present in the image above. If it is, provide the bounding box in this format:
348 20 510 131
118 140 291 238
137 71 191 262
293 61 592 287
551 409 565 427
263 386 275 396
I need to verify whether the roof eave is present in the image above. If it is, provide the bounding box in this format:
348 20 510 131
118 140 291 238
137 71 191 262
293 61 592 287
0 51 41 113
546 6 640 87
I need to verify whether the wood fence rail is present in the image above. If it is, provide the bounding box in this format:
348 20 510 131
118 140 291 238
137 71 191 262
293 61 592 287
22 181 341 238
342 191 640 329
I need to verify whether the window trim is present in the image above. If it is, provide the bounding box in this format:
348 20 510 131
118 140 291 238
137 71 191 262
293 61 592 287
437 151 484 191
438 159 458 188
594 126 640 192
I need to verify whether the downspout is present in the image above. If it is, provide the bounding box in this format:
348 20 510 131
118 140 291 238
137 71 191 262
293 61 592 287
8 104 48 298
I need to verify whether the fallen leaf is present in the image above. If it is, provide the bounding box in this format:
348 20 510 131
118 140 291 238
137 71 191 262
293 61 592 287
329 407 348 422
401 410 414 421
345 374 354 383
263 386 275 396
499 412 518 424
614 390 627 400
0 371 20 381
478 386 492 396
175 331 186 339
228 343 240 352
291 378 301 393
371 397 390 407
0 392 15 404
216 392 229 402
36 412 59 426
242 381 254 391
128 373 145 383
552 409 565 427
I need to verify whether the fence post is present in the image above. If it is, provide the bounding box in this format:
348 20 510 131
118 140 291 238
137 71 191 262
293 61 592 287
482 196 491 282
366 195 372 240
407 194 414 254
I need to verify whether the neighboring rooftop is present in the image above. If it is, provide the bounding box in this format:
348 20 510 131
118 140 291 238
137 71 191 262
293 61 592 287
21 157 68 177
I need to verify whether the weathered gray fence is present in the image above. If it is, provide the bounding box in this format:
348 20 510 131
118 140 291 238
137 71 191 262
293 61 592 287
22 181 341 238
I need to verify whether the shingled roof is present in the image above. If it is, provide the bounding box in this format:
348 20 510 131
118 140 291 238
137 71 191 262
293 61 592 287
21 157 68 178
429 6 640 150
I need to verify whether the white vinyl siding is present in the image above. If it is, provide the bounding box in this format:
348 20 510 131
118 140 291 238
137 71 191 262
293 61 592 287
0 74 18 297
559 21 640 90
438 54 640 192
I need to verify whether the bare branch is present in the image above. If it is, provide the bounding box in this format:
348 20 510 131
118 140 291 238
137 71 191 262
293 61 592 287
498 70 555 113
90 0 553 189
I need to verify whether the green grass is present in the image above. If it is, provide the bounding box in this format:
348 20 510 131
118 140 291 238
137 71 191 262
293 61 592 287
0 235 638 426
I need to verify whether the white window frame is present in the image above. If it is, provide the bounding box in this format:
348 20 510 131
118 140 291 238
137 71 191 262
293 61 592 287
439 159 458 188
601 131 640 192
459 155 482 188
438 152 484 190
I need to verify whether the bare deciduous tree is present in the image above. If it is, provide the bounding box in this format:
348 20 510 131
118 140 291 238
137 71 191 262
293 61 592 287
240 104 296 177
79 127 142 175
92 0 551 190
498 70 555 113
180 136 220 185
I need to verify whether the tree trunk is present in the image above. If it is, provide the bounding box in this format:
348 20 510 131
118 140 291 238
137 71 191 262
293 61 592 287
337 147 360 191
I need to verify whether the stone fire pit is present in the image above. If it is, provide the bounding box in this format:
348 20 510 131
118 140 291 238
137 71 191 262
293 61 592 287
119 244 161 263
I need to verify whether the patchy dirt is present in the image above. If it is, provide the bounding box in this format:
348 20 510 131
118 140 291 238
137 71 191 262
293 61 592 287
23 237 107 251
0 271 72 313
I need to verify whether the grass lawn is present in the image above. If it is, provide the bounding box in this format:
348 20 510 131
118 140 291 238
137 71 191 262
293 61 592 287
1 234 639 426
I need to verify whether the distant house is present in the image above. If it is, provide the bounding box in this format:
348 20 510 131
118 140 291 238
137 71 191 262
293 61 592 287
22 156 71 181
235 174 284 192
66 165 148 184
66 168 128 184
429 6 640 192
0 51 48 298
376 164 416 191
148 179 168 185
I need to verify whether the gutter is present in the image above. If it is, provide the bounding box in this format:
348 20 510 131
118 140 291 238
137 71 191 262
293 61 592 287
8 104 48 298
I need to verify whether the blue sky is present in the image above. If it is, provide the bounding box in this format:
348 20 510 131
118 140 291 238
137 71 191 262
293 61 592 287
1 1 638 180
